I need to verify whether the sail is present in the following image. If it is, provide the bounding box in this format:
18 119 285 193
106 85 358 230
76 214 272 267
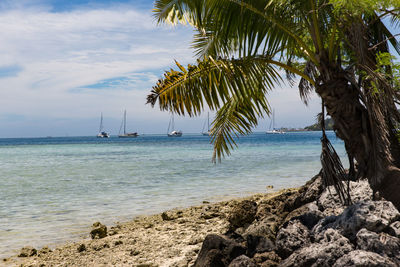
118 110 138 138
202 112 211 135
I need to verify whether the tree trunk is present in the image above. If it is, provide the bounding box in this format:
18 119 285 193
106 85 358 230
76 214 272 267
316 68 400 209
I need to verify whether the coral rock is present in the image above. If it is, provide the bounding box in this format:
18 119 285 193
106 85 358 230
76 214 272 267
90 222 107 239
333 250 397 267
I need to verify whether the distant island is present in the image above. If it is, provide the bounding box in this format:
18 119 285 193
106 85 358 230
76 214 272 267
279 118 334 132
304 117 334 131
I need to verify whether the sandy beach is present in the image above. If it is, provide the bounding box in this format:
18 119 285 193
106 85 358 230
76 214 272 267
4 189 295 267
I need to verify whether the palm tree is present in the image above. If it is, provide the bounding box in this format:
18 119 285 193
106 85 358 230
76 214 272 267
147 0 400 207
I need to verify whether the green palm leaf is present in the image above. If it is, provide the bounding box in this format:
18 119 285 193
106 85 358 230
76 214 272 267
147 55 286 160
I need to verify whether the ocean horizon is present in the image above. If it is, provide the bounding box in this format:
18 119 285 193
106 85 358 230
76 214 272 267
0 131 346 258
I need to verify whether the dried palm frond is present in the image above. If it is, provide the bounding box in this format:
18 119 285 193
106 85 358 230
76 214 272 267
299 61 318 105
320 101 351 205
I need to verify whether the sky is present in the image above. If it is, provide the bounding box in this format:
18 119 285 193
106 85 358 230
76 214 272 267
0 0 323 138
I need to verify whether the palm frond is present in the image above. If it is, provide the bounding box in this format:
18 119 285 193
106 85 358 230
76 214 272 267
153 0 203 26
211 92 267 162
154 0 319 63
320 134 351 205
299 61 318 105
147 55 282 115
147 55 286 160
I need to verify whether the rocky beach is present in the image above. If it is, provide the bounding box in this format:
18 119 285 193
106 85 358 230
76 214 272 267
4 174 400 266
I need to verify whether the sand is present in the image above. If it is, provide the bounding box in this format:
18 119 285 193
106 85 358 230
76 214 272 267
4 190 292 267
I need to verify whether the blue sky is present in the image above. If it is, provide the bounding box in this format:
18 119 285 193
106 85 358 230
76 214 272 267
0 0 323 137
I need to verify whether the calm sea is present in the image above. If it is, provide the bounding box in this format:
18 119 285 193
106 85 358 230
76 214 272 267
0 131 345 258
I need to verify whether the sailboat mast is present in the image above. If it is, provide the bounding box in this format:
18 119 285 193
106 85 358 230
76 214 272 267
273 109 275 129
167 114 172 134
124 110 127 135
99 113 103 132
207 112 210 131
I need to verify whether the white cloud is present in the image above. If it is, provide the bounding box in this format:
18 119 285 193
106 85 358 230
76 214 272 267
0 3 320 137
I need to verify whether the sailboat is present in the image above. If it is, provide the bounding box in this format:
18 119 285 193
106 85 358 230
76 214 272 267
266 109 285 134
97 113 110 138
167 113 182 137
202 112 211 136
118 110 139 138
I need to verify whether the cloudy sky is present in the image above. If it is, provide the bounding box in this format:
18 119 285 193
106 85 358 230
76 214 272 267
0 0 322 138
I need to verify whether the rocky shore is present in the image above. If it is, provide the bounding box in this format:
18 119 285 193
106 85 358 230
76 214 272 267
5 174 400 266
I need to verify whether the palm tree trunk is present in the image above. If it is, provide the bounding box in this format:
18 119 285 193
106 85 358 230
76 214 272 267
316 69 400 208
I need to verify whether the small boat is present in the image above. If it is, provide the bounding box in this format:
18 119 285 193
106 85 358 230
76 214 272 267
168 130 183 137
266 109 285 134
167 114 182 137
118 110 139 138
202 112 211 136
97 113 110 138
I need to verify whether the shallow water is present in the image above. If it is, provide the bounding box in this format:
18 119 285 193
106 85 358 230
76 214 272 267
0 131 346 257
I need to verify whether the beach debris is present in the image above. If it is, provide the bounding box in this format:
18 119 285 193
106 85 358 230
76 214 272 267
90 222 107 239
18 246 37 257
77 244 86 252
161 212 173 221
266 185 274 189
227 200 257 229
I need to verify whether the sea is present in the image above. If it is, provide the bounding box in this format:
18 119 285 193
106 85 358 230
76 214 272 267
0 131 346 258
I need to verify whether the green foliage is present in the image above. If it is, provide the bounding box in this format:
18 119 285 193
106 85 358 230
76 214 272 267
329 0 400 15
149 0 400 161
305 118 334 131
366 53 400 95
375 53 400 91
147 55 282 161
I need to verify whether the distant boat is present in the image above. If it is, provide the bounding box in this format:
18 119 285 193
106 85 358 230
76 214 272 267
167 113 182 137
202 112 211 136
266 109 285 134
118 110 138 138
97 113 110 138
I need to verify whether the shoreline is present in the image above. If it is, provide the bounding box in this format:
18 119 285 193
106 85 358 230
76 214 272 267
4 188 298 267
5 174 400 266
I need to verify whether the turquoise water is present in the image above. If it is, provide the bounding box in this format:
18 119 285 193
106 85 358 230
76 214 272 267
0 132 345 258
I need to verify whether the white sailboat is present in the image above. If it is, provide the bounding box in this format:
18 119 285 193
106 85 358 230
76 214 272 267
202 112 211 136
167 113 182 137
266 109 285 134
118 110 138 138
97 113 110 138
